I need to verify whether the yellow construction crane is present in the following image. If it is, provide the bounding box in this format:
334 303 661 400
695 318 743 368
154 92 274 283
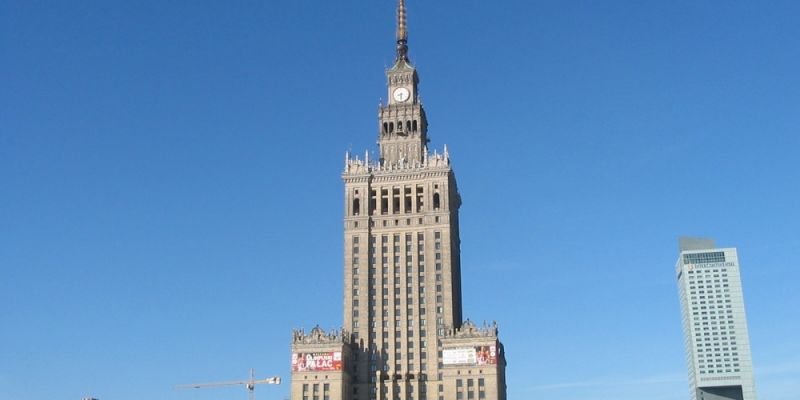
176 368 280 400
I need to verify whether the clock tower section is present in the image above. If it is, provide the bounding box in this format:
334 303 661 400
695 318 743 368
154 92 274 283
378 2 428 166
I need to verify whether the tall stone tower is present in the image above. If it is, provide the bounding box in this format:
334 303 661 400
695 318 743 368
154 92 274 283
290 2 507 400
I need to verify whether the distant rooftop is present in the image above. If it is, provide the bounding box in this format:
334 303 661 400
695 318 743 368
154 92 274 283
678 237 716 252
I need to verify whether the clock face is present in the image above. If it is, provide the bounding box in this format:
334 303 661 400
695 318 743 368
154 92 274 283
393 87 410 103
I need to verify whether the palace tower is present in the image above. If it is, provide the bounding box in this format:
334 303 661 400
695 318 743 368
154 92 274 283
290 3 507 400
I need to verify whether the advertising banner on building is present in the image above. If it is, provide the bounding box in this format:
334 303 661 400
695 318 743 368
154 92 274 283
443 348 476 365
443 345 497 366
475 345 497 365
291 352 343 372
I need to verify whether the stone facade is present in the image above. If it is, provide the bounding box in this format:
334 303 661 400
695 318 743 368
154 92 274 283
440 321 507 400
291 327 353 400
290 2 507 400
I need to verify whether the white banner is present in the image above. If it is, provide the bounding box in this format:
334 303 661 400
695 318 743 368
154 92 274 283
443 348 477 365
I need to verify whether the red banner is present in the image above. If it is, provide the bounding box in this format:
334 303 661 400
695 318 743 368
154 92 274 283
292 352 343 372
476 345 497 366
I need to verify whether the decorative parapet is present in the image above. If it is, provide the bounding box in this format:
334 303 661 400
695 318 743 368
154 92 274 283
292 326 350 345
444 319 499 339
343 146 451 175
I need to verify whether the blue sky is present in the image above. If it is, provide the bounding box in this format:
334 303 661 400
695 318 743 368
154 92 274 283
2 1 799 400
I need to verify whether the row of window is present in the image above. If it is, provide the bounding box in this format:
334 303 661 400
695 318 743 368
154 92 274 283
694 319 734 325
351 186 443 216
302 383 330 392
693 304 734 311
687 269 731 278
684 252 726 264
354 273 445 286
689 279 730 289
692 299 732 305
454 379 488 400
352 232 442 244
688 270 727 275
692 309 735 315
690 293 731 301
353 262 442 277
699 357 740 364
381 118 421 133
697 342 738 348
690 284 731 291
301 383 331 400
699 369 741 374
351 377 491 400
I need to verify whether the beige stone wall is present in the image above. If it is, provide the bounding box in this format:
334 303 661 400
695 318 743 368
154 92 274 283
290 332 353 400
439 325 507 400
291 371 350 400
342 164 463 378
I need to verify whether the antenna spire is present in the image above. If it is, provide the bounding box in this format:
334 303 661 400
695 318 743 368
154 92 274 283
395 0 409 61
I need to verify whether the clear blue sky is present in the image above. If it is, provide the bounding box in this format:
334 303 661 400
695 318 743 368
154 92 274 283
2 1 799 400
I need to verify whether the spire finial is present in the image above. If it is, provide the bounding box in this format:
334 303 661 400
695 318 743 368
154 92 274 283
395 0 409 61
397 0 407 41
